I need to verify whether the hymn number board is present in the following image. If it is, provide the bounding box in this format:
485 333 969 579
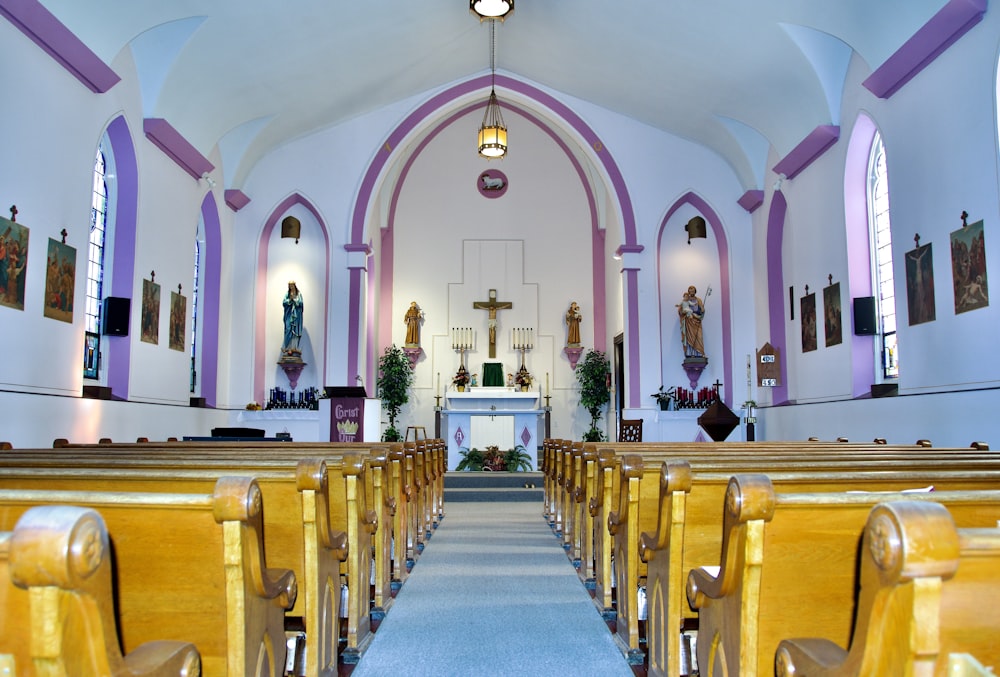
756 343 781 387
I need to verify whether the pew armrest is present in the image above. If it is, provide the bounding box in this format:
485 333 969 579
775 638 848 675
122 640 203 676
213 476 298 609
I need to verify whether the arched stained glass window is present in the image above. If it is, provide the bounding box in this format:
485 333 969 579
867 131 898 379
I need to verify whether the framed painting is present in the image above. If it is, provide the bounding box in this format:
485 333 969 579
823 282 842 347
43 237 76 323
0 215 29 311
169 289 186 351
800 291 817 353
140 277 160 344
950 219 988 314
83 331 100 379
905 242 935 325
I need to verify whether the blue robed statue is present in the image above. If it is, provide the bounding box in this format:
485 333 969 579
281 281 303 359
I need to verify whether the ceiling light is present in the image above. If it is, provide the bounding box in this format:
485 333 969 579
470 0 513 21
478 20 507 159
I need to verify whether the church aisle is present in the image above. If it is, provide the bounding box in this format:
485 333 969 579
348 501 634 677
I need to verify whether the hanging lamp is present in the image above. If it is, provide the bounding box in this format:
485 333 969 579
478 19 507 159
470 0 513 21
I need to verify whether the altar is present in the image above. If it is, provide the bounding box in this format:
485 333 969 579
443 387 543 470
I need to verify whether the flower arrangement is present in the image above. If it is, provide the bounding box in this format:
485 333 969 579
515 365 533 388
245 401 262 411
452 365 470 388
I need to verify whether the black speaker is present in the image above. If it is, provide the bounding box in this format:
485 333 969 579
102 297 131 336
852 296 877 336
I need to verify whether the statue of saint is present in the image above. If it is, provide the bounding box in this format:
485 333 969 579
282 281 303 358
565 301 582 347
404 301 423 347
678 285 706 358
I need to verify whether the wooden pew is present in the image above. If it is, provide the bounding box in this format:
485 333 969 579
52 437 442 591
774 499 1000 676
685 476 1000 677
0 504 201 676
0 451 370 672
598 446 1000 668
0 478 296 677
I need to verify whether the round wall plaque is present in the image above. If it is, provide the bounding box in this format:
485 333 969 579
476 169 509 199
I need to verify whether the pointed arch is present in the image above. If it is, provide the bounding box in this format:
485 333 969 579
655 192 734 406
198 192 222 406
347 74 636 381
253 194 331 404
104 115 138 401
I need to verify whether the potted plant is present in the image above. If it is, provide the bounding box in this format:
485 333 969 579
455 447 485 471
376 344 413 442
504 444 534 471
576 349 610 442
651 386 676 411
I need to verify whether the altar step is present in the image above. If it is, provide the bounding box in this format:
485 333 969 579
443 471 544 502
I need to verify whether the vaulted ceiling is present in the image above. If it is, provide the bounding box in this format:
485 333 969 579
39 1 946 189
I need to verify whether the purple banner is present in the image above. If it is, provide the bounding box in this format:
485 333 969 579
330 397 364 442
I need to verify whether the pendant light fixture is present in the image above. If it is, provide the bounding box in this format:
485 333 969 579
477 19 507 159
470 0 513 21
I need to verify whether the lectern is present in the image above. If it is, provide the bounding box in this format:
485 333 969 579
319 386 381 442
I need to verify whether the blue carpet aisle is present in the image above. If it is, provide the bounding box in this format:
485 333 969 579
350 499 634 677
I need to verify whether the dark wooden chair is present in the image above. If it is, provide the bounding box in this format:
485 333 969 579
619 419 643 442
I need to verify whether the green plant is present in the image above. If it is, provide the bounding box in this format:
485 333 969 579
651 386 676 410
376 344 413 442
455 447 485 471
576 349 610 442
504 444 533 472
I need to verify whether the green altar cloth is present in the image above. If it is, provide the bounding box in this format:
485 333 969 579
482 362 505 387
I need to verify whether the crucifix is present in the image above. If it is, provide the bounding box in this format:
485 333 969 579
473 288 512 359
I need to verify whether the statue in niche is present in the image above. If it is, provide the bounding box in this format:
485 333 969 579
282 281 304 359
565 301 582 347
677 285 708 359
404 301 423 347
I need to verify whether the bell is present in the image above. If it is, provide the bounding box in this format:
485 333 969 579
685 216 707 245
281 216 301 244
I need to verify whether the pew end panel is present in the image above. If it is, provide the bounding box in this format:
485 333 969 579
0 478 296 677
775 501 1000 677
0 505 202 677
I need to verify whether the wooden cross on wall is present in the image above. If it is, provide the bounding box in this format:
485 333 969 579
473 288 512 359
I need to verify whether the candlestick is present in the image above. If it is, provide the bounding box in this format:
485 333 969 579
546 372 550 397
437 372 441 397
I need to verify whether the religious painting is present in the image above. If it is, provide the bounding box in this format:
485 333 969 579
168 290 186 352
950 219 988 314
823 282 842 347
140 277 160 344
800 291 817 353
0 216 29 311
43 237 76 323
83 331 100 379
905 242 936 325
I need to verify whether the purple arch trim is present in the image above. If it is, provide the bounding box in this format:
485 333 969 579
863 0 987 99
377 97 606 356
656 193 734 407
199 193 222 407
0 0 120 93
766 192 790 404
844 114 878 398
349 74 634 377
105 115 137 400
253 194 331 404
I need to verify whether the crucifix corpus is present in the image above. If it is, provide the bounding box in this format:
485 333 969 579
473 289 512 359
